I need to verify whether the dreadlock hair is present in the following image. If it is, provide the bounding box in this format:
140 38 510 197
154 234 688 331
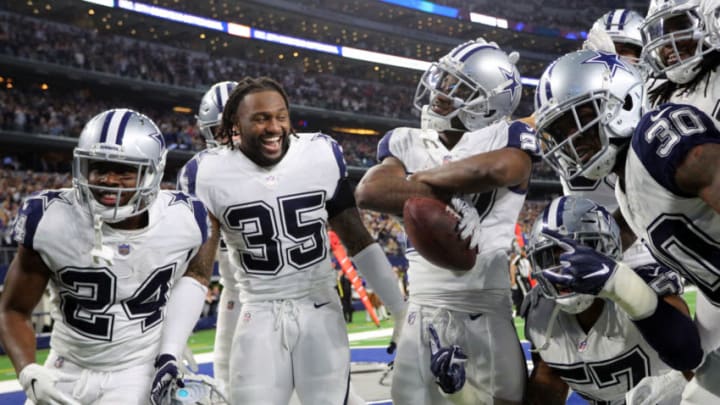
218 76 293 149
648 49 720 106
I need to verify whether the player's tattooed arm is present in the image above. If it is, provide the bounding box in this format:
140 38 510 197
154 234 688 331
355 157 449 215
185 213 221 287
526 353 568 405
407 148 533 195
0 245 52 374
611 208 637 252
676 143 720 214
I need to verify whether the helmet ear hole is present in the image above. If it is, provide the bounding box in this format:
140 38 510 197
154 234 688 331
623 94 634 111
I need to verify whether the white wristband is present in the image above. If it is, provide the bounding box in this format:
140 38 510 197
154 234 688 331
601 262 658 319
159 276 208 358
352 243 405 315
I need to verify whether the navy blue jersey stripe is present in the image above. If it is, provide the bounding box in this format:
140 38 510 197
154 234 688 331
329 139 348 179
555 196 567 226
182 158 200 196
12 197 45 249
377 129 395 162
115 110 132 145
191 199 209 243
99 110 115 143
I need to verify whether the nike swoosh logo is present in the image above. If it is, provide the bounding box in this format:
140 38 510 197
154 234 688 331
585 264 611 278
314 301 330 309
30 378 38 397
650 106 671 121
469 313 483 320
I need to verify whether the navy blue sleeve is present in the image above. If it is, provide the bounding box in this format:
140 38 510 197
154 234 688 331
311 133 354 219
634 263 684 297
632 103 720 196
377 130 397 162
506 121 541 163
12 195 48 250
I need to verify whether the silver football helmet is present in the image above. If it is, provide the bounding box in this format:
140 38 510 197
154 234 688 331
591 9 646 65
414 38 522 132
527 195 622 314
641 0 714 83
534 49 646 181
73 108 167 223
197 81 238 147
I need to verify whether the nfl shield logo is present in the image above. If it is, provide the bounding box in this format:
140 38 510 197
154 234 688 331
577 339 588 352
243 312 252 323
227 301 235 311
54 356 65 369
118 244 131 256
408 312 417 325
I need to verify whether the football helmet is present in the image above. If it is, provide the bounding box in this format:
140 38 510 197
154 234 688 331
534 49 646 181
591 9 646 65
164 374 229 405
73 108 167 223
526 195 622 314
414 38 522 132
197 81 238 147
641 0 713 83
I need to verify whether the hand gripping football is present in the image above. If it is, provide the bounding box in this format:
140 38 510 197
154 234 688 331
403 197 476 271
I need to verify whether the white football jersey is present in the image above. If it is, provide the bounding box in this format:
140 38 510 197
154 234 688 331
377 120 540 312
524 289 675 404
618 103 720 304
179 133 353 302
12 189 209 370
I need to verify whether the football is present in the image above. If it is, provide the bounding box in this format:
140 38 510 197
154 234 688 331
403 197 477 271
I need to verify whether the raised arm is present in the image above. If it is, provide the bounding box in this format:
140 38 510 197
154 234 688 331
354 156 449 216
408 147 533 195
676 143 720 213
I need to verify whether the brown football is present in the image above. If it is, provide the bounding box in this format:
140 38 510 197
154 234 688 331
403 197 476 271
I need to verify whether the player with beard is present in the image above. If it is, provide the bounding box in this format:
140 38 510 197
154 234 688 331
178 76 405 405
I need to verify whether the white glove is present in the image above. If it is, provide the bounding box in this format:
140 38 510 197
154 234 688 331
583 24 616 53
451 197 481 251
18 363 81 405
625 371 687 405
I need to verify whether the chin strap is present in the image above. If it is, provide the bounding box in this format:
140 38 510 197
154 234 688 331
90 214 114 265
530 304 561 353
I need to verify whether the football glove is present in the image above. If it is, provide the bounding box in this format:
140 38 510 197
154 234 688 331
169 373 229 405
151 354 184 405
451 197 481 252
625 371 687 405
18 363 81 405
540 229 618 296
428 324 468 394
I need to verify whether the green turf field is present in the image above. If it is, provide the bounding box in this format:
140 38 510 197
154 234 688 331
0 291 698 382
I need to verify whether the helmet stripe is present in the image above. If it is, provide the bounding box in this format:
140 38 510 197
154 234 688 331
457 44 495 62
616 9 629 30
114 110 133 145
214 85 224 111
605 9 616 30
99 110 115 143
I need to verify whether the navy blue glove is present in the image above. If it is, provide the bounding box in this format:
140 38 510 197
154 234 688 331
150 354 184 405
428 324 467 394
540 229 618 296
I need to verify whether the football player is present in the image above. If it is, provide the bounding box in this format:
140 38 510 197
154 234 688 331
178 76 405 405
191 80 240 390
534 48 718 403
643 0 720 124
0 109 219 404
523 195 699 405
585 9 646 66
355 38 539 405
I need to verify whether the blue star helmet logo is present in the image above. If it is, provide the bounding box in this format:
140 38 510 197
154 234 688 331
499 67 520 100
581 51 630 78
150 131 165 148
